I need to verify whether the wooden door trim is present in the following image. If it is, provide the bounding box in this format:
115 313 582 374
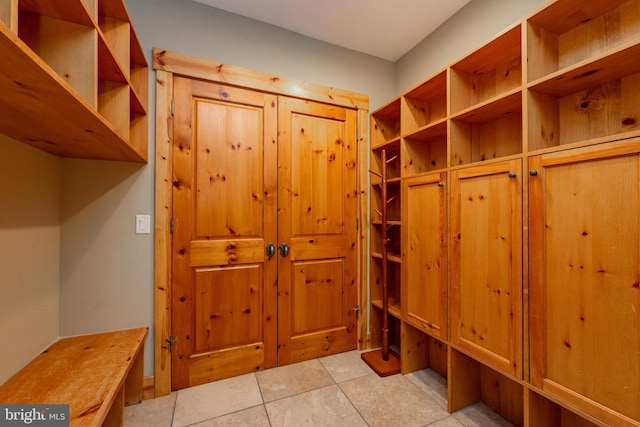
153 48 369 397
153 48 368 110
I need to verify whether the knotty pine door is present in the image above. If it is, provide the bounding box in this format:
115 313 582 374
171 77 358 390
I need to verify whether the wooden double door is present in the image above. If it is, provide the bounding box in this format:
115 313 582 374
170 77 358 390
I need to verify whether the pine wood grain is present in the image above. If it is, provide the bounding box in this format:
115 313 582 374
450 160 523 379
450 25 522 114
402 173 448 341
277 96 358 365
153 69 173 398
529 140 640 425
171 77 278 390
0 0 147 162
0 328 147 427
153 48 368 110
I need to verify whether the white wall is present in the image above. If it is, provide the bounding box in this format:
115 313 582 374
395 0 548 94
0 136 60 384
59 159 152 351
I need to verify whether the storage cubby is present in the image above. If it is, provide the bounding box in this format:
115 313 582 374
371 98 401 148
401 122 447 175
527 0 640 84
525 390 599 427
402 70 447 135
371 142 401 181
527 71 640 152
450 24 522 114
449 349 524 426
450 91 522 165
0 0 148 162
370 257 401 316
401 323 448 377
370 222 401 259
18 10 97 106
370 180 401 224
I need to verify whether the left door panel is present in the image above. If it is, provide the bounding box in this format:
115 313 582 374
171 77 278 390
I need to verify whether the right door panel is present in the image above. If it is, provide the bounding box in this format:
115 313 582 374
529 140 640 424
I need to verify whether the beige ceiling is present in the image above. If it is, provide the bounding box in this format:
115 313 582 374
192 0 471 61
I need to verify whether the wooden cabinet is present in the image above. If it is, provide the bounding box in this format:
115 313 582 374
368 0 640 424
402 173 447 341
529 139 640 426
450 160 523 379
0 0 148 162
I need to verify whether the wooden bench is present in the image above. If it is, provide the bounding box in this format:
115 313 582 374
0 327 147 427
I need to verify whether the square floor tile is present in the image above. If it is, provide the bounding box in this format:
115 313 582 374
340 373 450 427
124 392 177 427
172 373 263 427
319 350 374 383
266 384 367 427
190 405 270 426
256 359 334 403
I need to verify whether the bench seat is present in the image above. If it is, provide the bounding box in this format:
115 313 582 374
0 327 147 427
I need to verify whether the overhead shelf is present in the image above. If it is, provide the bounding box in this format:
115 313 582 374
0 0 148 162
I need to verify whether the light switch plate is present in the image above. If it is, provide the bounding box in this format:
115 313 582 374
135 214 151 234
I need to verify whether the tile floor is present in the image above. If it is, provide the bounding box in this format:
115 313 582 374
124 350 514 427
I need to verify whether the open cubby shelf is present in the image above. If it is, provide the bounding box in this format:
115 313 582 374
368 1 640 425
0 0 148 162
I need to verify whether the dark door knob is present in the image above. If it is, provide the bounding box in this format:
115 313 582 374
279 243 289 258
266 242 275 260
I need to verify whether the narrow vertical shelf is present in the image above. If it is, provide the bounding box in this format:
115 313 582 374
365 145 402 377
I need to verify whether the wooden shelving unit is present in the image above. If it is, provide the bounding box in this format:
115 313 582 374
368 0 640 425
0 0 148 162
365 145 402 376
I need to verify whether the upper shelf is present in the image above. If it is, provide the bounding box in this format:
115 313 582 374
0 0 148 162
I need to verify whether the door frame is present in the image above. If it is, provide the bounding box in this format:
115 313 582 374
152 48 369 397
